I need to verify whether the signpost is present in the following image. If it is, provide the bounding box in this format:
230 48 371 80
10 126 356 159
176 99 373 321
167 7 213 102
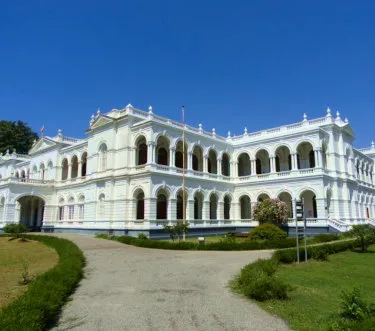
295 198 307 263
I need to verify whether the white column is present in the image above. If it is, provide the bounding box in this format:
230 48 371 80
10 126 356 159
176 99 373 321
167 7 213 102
270 156 276 173
78 162 82 177
218 201 224 220
232 161 238 177
169 198 176 221
169 148 175 167
251 159 256 175
203 200 210 219
217 159 222 175
67 163 72 179
292 153 298 170
187 152 192 170
203 156 208 173
187 199 194 220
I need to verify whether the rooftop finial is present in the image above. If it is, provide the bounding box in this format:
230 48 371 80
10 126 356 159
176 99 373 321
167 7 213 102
58 129 62 136
244 127 248 135
326 107 331 116
198 123 203 132
336 110 341 121
90 114 95 126
372 141 375 149
148 105 153 114
96 108 101 117
212 128 216 136
344 117 349 123
227 131 231 138
303 113 307 121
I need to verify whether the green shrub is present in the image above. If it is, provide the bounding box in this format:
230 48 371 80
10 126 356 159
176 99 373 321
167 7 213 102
235 259 288 301
349 225 375 252
311 233 339 243
97 234 298 251
3 223 30 240
272 239 356 264
328 316 375 331
95 233 111 239
340 288 375 321
248 224 287 241
137 233 148 240
0 235 85 331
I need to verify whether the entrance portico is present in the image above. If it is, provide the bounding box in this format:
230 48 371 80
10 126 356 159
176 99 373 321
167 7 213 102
16 196 45 229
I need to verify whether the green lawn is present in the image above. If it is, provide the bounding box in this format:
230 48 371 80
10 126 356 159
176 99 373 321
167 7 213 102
259 245 375 331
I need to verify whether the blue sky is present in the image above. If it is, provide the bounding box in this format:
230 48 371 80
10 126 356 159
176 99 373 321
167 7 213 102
1 1 374 148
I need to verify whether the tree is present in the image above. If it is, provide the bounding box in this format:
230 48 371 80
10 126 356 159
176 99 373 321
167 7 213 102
164 221 189 241
349 224 375 252
0 121 38 155
253 198 289 227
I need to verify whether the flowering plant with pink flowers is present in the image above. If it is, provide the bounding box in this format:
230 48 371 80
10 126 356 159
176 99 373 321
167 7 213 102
253 198 289 226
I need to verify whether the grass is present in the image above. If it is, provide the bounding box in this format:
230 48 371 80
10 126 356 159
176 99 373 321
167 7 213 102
0 235 85 331
258 245 375 331
0 237 59 310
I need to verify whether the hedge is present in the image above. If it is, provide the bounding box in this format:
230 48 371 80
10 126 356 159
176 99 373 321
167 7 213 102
0 235 85 331
272 239 358 264
95 234 299 251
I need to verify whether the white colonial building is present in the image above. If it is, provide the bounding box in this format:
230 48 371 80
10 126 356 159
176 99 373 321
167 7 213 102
1 104 375 237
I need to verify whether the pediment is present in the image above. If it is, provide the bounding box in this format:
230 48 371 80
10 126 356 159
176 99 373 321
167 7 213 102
29 137 58 155
90 116 114 130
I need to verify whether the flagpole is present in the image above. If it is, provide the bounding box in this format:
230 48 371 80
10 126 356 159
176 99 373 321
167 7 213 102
182 106 186 241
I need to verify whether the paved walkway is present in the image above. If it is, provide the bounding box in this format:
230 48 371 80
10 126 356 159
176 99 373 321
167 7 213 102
51 234 290 331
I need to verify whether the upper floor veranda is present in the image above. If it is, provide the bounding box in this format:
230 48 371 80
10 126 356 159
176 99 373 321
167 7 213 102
1 104 375 189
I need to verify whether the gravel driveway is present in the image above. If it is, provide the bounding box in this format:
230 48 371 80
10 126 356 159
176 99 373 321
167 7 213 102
51 234 290 331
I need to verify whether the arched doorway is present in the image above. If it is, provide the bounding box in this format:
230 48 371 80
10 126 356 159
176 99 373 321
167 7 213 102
17 196 45 229
238 153 251 176
278 192 293 218
258 193 270 202
297 142 315 169
156 190 168 220
176 190 187 220
300 190 317 218
240 195 251 219
255 149 270 174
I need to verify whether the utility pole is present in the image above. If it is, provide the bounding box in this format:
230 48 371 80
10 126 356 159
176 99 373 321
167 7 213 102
182 106 186 241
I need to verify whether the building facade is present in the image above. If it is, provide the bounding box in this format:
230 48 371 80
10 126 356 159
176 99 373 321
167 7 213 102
1 104 375 237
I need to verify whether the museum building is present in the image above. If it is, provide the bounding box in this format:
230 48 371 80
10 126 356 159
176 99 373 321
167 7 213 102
1 104 375 237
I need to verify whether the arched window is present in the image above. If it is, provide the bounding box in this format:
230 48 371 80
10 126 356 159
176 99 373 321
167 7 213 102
192 145 203 171
98 194 106 220
221 153 230 176
258 193 270 202
71 155 79 178
136 136 147 166
255 150 270 174
78 195 85 220
238 153 251 177
68 197 75 220
209 194 218 219
240 196 251 219
98 144 108 171
47 162 53 180
81 152 87 177
176 191 187 220
156 136 170 166
61 159 68 180
175 140 187 169
136 191 145 220
194 192 203 220
58 198 65 221
297 142 315 169
208 150 217 174
224 195 231 220
157 192 168 220
275 146 291 172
